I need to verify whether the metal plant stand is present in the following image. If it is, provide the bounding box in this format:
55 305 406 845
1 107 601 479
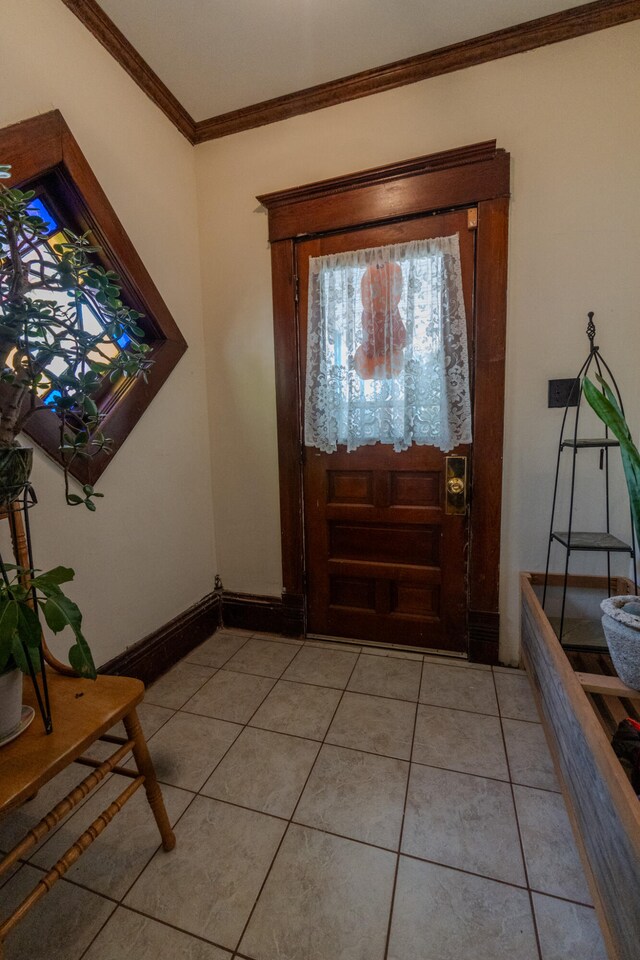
543 314 638 649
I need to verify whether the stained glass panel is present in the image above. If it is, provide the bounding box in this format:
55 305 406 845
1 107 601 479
26 197 57 233
15 193 143 404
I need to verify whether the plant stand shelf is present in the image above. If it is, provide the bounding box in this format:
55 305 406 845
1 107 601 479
0 671 175 957
521 572 640 960
543 317 638 651
551 531 633 553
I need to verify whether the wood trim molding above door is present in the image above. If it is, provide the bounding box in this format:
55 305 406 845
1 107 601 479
258 141 510 242
260 141 510 663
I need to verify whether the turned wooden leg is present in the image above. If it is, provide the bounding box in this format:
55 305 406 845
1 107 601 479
123 708 176 851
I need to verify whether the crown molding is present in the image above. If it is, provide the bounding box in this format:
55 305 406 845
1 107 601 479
195 0 640 141
61 0 197 143
62 0 640 144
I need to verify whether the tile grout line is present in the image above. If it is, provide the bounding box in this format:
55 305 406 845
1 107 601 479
74 778 205 958
6 636 595 960
227 646 366 958
146 664 223 709
168 647 305 800
142 634 288 803
65 636 283 960
491 667 545 960
141 651 564 852
67 639 264 960
21 697 190 876
6 704 200 960
382 657 421 960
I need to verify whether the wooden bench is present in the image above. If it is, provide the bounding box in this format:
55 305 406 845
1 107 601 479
0 671 175 958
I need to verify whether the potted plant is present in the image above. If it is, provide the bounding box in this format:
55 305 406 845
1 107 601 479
583 374 640 689
0 164 151 733
0 564 93 739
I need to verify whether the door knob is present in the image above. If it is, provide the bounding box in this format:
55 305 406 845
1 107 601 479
445 456 468 515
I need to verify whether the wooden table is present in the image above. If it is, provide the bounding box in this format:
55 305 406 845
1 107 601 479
0 672 175 957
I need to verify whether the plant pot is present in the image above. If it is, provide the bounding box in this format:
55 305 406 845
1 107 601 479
0 446 33 506
0 667 23 740
601 596 640 690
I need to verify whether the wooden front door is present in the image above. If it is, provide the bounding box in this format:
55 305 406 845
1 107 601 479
299 208 475 652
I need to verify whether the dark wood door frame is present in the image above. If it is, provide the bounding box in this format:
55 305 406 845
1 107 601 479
258 140 510 663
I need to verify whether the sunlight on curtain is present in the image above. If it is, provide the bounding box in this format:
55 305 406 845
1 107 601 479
304 234 472 453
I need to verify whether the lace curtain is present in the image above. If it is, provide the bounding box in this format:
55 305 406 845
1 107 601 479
304 234 472 454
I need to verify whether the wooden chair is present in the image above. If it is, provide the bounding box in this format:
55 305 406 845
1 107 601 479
0 506 175 958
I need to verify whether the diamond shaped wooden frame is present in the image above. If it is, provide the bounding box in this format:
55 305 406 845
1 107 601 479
0 110 187 484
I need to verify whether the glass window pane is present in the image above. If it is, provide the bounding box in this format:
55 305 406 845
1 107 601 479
26 197 57 234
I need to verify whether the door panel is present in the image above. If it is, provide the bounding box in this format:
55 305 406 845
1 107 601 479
299 209 475 651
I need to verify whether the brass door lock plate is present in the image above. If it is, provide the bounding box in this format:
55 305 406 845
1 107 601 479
445 456 468 514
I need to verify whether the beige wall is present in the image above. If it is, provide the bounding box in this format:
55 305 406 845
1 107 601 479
1 5 638 667
196 22 640 664
0 0 217 666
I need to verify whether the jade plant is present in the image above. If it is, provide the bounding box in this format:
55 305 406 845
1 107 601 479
0 163 152 682
0 163 151 509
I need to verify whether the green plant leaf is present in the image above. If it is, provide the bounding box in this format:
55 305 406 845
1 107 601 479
68 633 97 679
41 592 96 679
32 566 75 588
42 593 76 633
583 376 640 546
10 634 41 675
583 377 631 445
0 598 18 640
0 599 18 670
15 602 44 648
0 641 13 673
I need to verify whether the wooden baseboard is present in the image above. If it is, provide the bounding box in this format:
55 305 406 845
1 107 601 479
100 592 221 686
101 588 495 684
221 591 304 637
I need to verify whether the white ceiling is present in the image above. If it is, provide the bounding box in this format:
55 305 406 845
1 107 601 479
97 0 595 121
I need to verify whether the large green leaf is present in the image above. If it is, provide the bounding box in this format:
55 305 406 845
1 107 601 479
10 632 42 675
15 602 43 648
0 602 43 675
31 566 75 589
0 599 18 647
583 377 632 445
583 376 640 546
0 600 18 672
42 594 96 679
42 593 80 633
67 633 97 680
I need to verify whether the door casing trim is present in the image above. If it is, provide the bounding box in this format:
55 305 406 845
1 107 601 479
258 140 510 663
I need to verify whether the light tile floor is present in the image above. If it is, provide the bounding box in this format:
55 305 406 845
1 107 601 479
0 631 607 960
